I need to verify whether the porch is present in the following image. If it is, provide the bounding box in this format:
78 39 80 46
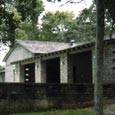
14 49 94 84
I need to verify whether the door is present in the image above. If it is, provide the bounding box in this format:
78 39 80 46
24 63 35 83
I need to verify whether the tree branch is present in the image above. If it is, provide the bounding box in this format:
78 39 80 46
60 0 84 7
47 0 84 5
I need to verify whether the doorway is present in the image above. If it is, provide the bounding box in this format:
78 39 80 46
71 51 92 83
24 63 35 83
46 58 60 83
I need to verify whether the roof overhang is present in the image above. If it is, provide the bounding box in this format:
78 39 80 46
11 41 95 64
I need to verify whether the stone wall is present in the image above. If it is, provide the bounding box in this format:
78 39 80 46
0 83 93 114
5 65 15 82
0 83 115 114
103 44 115 83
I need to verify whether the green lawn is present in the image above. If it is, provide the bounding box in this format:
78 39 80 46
7 109 94 115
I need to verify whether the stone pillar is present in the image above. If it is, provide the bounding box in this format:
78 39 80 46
60 52 68 83
20 65 24 82
15 63 21 82
35 59 46 83
68 55 74 83
92 48 96 84
35 59 40 83
41 61 47 83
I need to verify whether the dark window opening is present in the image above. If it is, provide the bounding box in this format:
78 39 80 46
24 63 35 83
46 58 60 83
73 66 76 83
112 51 115 54
71 51 92 83
113 59 115 61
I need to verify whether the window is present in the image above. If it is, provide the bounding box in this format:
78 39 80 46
112 51 115 54
113 59 115 62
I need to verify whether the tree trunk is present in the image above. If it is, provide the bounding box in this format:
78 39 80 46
94 0 104 115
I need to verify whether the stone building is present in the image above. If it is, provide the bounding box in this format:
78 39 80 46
3 39 115 84
0 66 5 82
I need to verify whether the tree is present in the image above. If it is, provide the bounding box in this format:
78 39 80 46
0 0 44 46
15 0 44 25
0 2 21 46
68 4 96 42
104 0 115 38
72 4 115 42
15 22 41 40
40 5 97 42
40 11 75 42
94 0 104 114
44 1 115 43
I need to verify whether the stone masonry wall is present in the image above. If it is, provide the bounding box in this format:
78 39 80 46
0 83 94 114
103 44 115 83
0 83 115 114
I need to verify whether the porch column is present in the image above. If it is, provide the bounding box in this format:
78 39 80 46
92 48 96 83
35 59 46 83
35 59 40 83
60 52 68 83
15 63 21 82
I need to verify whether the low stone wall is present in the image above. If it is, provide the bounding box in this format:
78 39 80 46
0 83 115 114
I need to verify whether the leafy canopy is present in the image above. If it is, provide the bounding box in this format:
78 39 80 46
41 11 74 42
0 0 44 46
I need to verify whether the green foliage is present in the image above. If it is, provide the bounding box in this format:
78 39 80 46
0 0 44 46
1 0 115 45
68 4 97 42
15 22 41 40
15 0 44 24
69 4 115 42
0 2 21 46
45 0 115 42
41 11 74 42
104 0 115 24
40 4 97 42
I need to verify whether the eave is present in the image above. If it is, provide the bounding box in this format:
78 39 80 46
11 41 95 64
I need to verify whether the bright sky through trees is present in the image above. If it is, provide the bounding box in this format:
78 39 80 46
43 0 93 17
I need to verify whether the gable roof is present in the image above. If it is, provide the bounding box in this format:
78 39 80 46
11 38 115 64
3 40 72 61
17 40 72 54
12 41 95 64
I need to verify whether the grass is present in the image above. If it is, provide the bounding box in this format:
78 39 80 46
5 100 115 115
7 109 94 115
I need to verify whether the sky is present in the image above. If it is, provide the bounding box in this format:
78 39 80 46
44 0 93 16
0 0 93 65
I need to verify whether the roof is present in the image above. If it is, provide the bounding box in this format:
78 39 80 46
5 38 115 63
12 40 95 64
16 40 72 54
11 38 115 64
3 40 76 61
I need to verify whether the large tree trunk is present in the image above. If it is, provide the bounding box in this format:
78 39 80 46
94 0 104 115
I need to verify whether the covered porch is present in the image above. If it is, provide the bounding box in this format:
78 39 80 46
13 44 95 84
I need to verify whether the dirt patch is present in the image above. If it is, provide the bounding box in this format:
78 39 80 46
104 103 115 115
